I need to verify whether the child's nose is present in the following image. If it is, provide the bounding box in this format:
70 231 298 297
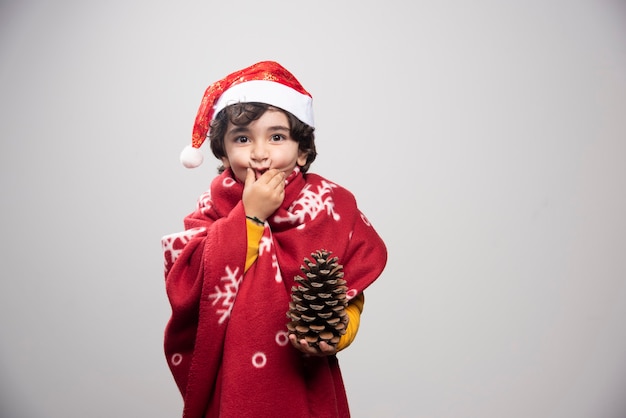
251 142 269 161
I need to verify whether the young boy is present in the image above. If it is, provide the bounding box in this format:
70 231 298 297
162 61 387 418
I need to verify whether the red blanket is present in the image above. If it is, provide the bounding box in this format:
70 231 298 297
162 168 387 418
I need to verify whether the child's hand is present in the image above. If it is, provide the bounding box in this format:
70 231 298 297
242 167 286 222
288 333 338 357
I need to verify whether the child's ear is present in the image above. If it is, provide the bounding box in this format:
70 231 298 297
297 151 308 167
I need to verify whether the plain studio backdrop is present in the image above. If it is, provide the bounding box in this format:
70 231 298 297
1 1 625 417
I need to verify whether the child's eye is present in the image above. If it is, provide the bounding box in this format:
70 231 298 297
270 134 285 142
234 136 249 144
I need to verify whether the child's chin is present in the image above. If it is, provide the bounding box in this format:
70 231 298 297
230 171 246 183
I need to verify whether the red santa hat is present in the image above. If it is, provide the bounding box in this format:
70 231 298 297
180 61 315 168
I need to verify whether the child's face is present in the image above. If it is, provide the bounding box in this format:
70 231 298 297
221 109 308 182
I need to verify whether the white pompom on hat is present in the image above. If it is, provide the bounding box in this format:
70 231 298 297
180 61 315 168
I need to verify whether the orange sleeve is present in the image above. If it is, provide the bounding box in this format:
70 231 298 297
336 293 365 351
245 219 265 272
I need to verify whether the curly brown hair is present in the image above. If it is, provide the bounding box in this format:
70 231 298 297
208 102 317 174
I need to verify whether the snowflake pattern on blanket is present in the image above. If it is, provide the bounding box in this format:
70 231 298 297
208 266 243 324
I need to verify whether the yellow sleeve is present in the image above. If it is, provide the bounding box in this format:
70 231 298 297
336 292 365 352
245 219 265 272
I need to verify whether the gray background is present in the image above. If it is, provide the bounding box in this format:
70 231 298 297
2 0 626 417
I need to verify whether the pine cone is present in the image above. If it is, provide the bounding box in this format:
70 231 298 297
286 250 348 350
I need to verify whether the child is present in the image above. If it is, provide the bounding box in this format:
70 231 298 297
162 61 387 418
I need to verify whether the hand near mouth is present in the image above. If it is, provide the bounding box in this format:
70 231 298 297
242 167 286 223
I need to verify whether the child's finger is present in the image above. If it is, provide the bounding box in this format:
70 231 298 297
267 170 286 188
317 342 336 355
244 167 256 188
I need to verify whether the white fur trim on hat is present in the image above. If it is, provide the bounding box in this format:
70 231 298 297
213 80 314 127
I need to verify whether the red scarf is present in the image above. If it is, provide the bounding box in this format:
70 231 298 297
162 168 387 418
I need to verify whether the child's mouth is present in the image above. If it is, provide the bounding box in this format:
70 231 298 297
254 168 268 180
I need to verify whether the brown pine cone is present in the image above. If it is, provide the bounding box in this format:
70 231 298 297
286 250 348 350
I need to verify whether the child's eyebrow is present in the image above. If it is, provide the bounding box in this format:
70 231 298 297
226 125 290 136
226 126 250 136
267 125 290 132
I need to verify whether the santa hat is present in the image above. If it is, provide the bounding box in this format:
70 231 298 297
180 61 314 168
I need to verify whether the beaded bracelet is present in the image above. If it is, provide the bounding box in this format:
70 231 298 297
246 215 265 226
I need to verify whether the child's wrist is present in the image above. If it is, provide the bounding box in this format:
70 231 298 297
245 215 265 226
